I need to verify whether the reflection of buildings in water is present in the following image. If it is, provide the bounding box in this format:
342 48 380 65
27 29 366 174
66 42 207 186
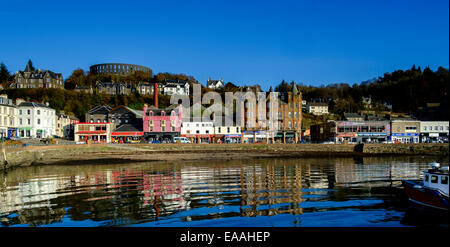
0 176 71 226
334 158 425 186
239 163 303 217
0 178 70 215
302 164 331 189
0 167 187 226
180 166 243 209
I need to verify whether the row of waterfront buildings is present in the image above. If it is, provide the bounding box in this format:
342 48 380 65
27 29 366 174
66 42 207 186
2 94 448 145
0 95 79 140
311 120 449 144
75 83 304 144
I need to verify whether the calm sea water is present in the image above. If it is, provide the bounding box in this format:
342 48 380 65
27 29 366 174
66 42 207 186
0 156 448 227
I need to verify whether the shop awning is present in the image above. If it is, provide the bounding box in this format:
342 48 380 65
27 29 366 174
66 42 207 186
111 132 143 136
336 133 357 137
182 134 214 138
225 134 241 138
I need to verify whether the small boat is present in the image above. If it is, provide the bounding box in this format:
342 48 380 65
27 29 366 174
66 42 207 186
402 162 449 211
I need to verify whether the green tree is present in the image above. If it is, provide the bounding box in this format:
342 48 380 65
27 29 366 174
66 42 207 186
65 69 87 89
0 63 11 85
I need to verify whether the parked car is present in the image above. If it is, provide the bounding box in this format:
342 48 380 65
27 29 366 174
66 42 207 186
151 140 161 144
321 141 335 144
174 137 191 143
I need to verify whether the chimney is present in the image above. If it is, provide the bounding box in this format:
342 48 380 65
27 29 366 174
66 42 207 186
143 103 148 114
154 82 158 108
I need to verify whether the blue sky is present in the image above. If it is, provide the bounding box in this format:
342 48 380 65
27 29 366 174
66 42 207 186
1 0 448 90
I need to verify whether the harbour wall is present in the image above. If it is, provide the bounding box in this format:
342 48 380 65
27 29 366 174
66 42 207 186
1 143 448 171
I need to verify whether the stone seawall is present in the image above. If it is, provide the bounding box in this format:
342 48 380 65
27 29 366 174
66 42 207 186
1 145 112 171
1 143 448 171
362 143 449 155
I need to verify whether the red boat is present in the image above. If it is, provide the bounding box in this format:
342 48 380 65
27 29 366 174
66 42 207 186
402 162 449 211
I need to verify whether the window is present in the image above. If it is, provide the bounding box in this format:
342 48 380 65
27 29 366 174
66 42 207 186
431 175 438 183
37 119 40 124
441 176 448 185
424 126 427 131
28 119 31 125
37 110 40 115
425 174 429 182
27 109 30 115
19 109 22 115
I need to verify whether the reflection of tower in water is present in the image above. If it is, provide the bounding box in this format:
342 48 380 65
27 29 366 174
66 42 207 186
239 161 303 217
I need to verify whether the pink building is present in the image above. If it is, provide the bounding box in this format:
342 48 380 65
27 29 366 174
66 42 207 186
143 104 183 142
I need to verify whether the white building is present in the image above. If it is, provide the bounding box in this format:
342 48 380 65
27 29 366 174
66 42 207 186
215 125 241 143
206 78 224 90
181 121 214 143
17 99 56 138
136 80 190 96
163 82 190 95
306 102 329 115
420 121 449 143
0 95 18 138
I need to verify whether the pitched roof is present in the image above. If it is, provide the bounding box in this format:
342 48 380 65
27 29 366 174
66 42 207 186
146 104 181 115
207 79 224 87
18 102 53 109
88 105 112 114
124 106 143 118
113 124 142 132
